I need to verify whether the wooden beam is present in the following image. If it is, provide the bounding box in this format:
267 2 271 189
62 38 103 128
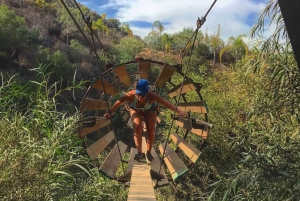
139 60 151 80
168 80 197 98
79 98 111 111
154 64 177 87
195 119 213 128
86 131 115 160
79 118 110 137
100 141 127 179
92 78 119 96
113 64 132 87
175 118 192 130
159 142 188 181
176 119 209 139
177 101 208 113
171 133 201 163
278 0 300 70
127 165 156 201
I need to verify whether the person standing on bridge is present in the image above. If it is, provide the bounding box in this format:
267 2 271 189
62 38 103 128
104 79 188 161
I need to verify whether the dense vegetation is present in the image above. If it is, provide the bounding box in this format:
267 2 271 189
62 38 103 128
0 0 299 200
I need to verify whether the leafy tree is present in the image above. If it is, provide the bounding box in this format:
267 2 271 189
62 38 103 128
161 33 172 54
109 37 144 63
171 27 203 53
92 18 109 37
69 39 89 63
35 0 45 7
106 18 121 29
220 34 249 64
210 24 223 69
145 20 165 57
149 20 164 36
120 23 133 38
0 5 32 50
0 4 38 68
144 32 163 55
250 0 287 55
36 47 73 83
57 6 83 44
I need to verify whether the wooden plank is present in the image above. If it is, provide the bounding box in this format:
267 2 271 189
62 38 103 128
79 98 111 111
175 118 192 130
159 142 188 181
167 80 197 98
79 118 110 137
113 64 132 87
100 141 127 179
146 148 169 187
139 60 151 80
86 131 115 160
177 101 208 113
195 119 213 128
92 78 119 96
127 165 156 201
154 64 177 87
171 133 201 163
176 119 209 139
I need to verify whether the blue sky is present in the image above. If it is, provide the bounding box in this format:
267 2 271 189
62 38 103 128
76 0 271 43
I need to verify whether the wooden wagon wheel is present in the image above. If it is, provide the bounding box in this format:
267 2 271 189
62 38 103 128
77 58 213 189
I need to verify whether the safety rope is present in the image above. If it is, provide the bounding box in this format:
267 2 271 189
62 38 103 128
157 0 218 179
60 0 125 174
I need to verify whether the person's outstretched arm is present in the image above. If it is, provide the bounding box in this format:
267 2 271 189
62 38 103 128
149 92 188 117
104 91 132 118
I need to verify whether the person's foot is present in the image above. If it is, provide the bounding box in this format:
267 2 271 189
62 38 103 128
134 152 144 162
146 151 154 161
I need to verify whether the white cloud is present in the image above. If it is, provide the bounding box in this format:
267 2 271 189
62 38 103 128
79 0 271 43
75 0 289 57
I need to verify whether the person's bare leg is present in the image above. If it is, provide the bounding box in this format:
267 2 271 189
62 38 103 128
144 111 157 152
130 110 143 153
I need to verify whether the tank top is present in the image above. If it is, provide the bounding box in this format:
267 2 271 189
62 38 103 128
130 94 152 111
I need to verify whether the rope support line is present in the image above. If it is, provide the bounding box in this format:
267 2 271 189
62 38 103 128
72 0 107 52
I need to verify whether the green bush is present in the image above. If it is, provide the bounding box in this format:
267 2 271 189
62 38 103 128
0 65 127 200
36 47 74 83
69 39 90 63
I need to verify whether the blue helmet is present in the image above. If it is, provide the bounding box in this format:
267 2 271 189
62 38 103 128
135 79 149 96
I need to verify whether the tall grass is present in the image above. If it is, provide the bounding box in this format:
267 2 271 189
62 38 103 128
0 64 127 200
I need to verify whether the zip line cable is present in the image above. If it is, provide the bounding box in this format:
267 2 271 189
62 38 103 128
60 0 125 174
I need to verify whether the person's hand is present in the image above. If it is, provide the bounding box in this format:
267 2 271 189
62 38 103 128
104 113 110 119
177 110 188 118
